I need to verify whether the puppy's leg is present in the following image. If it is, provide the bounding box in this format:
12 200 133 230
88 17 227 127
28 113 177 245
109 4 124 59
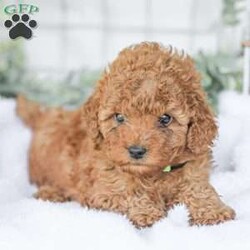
127 193 166 228
34 185 70 202
178 182 235 225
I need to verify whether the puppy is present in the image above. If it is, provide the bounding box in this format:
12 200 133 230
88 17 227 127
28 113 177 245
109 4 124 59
17 42 235 227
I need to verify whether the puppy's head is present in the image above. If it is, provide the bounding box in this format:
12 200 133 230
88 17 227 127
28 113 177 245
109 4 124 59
83 42 217 174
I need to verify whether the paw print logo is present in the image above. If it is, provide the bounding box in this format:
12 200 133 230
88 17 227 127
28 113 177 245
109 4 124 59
4 14 37 39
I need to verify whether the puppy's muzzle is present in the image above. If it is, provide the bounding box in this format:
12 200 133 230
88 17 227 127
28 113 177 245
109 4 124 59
128 145 147 159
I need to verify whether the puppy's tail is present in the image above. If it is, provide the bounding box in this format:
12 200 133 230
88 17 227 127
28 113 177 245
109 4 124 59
16 95 44 129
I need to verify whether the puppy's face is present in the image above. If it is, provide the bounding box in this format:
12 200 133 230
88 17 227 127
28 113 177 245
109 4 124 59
98 75 193 174
84 43 217 175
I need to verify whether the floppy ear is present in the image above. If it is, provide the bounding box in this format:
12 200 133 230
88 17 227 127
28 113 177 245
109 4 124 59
186 94 218 155
81 77 106 149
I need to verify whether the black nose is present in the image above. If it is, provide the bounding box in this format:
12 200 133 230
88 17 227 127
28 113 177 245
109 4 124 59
128 146 147 159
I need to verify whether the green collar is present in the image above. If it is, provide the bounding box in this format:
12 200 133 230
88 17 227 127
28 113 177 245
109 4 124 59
163 161 188 173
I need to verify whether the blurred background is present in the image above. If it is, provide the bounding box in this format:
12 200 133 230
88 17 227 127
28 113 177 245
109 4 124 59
0 0 248 109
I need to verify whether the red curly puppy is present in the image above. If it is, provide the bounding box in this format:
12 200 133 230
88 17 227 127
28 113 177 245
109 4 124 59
17 42 235 227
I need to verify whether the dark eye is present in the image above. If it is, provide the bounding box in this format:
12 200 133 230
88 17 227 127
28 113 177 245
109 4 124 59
159 114 172 126
114 113 125 124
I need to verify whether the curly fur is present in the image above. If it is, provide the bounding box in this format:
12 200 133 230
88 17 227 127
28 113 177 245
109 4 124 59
17 42 235 227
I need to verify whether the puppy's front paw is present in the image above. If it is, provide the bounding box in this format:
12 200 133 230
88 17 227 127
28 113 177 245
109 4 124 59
127 194 166 228
190 206 236 226
129 209 165 228
129 213 162 228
